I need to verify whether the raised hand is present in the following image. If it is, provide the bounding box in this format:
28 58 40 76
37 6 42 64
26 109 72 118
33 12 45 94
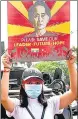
1 50 12 69
66 49 76 64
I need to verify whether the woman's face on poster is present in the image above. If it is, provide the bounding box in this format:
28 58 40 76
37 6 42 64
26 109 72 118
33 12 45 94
33 5 49 30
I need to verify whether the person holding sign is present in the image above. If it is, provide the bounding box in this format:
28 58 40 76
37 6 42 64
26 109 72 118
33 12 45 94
1 50 77 119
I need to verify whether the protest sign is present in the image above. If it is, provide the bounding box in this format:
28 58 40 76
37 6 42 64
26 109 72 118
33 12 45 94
7 0 70 62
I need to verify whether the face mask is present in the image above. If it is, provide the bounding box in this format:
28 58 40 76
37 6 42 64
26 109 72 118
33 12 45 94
25 84 42 99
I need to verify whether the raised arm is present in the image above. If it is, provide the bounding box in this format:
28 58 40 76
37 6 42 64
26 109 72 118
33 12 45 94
60 50 77 109
1 51 15 112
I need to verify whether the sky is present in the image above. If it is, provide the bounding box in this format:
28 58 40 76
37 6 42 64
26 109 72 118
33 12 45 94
1 1 77 49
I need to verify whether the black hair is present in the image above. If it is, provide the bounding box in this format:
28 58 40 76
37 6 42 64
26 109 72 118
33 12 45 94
28 1 51 24
20 85 47 108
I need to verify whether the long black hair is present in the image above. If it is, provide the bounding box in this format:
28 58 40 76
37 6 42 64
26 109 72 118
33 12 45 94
20 85 47 108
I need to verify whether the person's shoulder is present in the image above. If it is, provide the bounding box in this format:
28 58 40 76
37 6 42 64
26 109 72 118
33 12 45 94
44 32 58 37
6 98 20 118
9 98 20 106
47 96 63 114
47 95 60 103
25 32 36 37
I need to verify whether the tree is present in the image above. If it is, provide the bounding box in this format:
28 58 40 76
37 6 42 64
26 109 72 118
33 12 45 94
34 61 69 84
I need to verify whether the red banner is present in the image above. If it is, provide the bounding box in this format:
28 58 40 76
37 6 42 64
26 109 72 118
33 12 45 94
7 1 70 62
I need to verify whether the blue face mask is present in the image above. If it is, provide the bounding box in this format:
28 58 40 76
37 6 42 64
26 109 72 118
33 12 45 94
25 84 42 99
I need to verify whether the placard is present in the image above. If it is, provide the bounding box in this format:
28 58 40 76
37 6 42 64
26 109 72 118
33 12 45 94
7 0 70 62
